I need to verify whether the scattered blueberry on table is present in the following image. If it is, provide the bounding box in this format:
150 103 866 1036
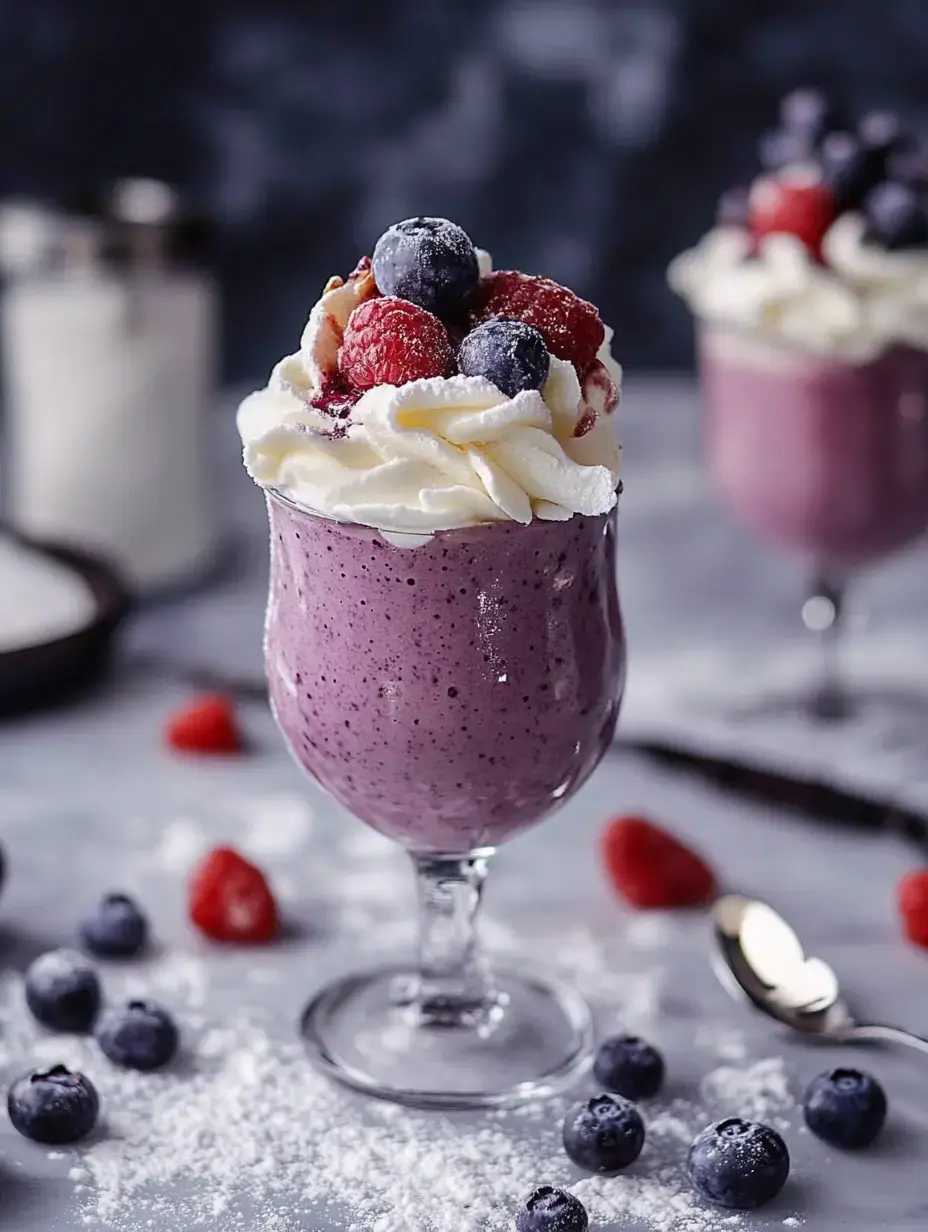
96 999 179 1071
592 1033 665 1101
803 1067 887 1149
8 1065 99 1144
562 1094 646 1173
687 1117 790 1210
25 948 101 1032
81 892 149 958
515 1185 588 1232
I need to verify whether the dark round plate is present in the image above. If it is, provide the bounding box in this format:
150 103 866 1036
0 531 130 719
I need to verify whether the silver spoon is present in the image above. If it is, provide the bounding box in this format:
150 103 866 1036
712 894 928 1055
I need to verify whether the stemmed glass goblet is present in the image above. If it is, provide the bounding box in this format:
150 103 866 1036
263 489 625 1108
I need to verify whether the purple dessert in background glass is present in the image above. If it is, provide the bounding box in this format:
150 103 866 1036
239 215 625 1108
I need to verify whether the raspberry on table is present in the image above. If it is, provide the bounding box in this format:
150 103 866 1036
898 868 928 946
474 270 604 375
601 815 716 909
188 846 279 944
165 694 243 756
339 296 454 390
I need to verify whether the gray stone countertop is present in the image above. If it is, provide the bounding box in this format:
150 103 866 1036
0 377 927 1230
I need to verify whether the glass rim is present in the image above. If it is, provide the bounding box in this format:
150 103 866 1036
264 481 622 540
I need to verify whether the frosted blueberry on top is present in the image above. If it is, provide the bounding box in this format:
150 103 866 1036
238 217 622 533
669 89 928 360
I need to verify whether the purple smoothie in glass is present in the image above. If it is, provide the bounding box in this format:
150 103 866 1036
265 493 625 854
700 326 928 569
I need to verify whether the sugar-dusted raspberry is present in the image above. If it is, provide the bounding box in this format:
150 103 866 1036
474 270 605 374
338 296 454 390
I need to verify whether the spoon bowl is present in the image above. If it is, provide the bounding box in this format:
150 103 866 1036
711 895 928 1052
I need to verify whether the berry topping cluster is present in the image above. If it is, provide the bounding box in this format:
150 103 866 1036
720 88 928 256
319 217 608 423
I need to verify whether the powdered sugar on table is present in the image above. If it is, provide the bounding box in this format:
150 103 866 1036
0 912 801 1232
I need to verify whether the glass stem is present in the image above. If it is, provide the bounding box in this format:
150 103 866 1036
803 571 850 722
410 850 496 1028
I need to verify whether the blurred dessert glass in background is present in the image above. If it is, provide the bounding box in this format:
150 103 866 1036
670 90 928 719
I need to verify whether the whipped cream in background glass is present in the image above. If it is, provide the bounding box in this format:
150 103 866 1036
669 212 928 363
238 249 623 535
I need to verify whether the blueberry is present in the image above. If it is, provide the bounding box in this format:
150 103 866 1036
716 186 750 228
562 1094 645 1173
802 1067 887 1149
515 1185 588 1232
372 217 480 317
80 892 148 958
864 181 928 250
8 1065 99 1144
25 949 101 1032
592 1034 665 1101
888 148 928 190
779 88 844 142
820 131 883 211
859 111 912 160
95 999 179 1071
457 318 550 398
757 129 814 172
687 1118 789 1210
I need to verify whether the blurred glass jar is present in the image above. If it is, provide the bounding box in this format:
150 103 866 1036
0 181 221 596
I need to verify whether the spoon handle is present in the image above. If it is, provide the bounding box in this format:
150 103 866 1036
850 1023 928 1055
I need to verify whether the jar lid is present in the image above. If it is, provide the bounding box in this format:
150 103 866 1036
105 178 214 265
0 200 65 275
0 181 214 273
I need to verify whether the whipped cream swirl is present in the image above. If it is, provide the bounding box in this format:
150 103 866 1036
239 254 622 533
669 218 928 362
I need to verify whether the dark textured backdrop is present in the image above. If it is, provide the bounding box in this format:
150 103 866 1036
2 0 928 380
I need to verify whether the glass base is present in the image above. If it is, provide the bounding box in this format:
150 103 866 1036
300 964 593 1109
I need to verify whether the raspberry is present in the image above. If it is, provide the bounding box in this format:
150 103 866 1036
601 816 716 909
165 694 242 755
338 296 454 390
188 847 279 944
581 358 619 421
749 171 837 259
474 270 605 374
898 869 928 947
